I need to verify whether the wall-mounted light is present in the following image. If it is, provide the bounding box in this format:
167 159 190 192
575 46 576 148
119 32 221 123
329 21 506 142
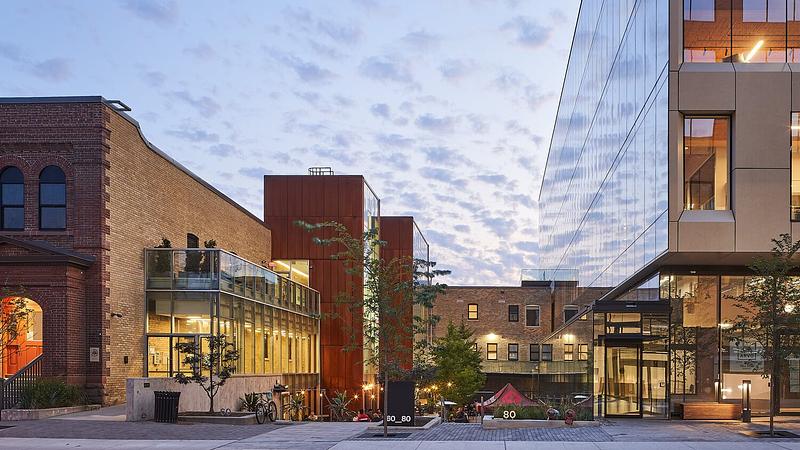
739 40 764 63
486 333 498 341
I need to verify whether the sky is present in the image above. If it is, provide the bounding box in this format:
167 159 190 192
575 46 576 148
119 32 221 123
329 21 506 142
0 0 579 285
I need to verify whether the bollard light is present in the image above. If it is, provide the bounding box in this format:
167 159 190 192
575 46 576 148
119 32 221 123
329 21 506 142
742 379 751 423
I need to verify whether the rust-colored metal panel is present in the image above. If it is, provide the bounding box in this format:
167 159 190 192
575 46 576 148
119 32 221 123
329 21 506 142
323 177 340 217
287 177 303 217
302 176 325 217
264 175 288 218
338 176 363 218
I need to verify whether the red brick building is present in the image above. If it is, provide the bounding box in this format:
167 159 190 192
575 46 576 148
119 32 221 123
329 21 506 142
0 97 318 405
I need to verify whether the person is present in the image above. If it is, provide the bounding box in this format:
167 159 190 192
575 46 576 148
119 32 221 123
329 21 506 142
371 409 383 422
353 409 370 422
452 407 468 423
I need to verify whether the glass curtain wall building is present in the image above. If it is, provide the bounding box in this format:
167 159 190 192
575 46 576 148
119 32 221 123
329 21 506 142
145 248 321 395
539 0 800 419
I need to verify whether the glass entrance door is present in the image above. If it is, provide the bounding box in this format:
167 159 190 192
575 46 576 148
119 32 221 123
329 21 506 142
606 346 640 416
642 351 668 418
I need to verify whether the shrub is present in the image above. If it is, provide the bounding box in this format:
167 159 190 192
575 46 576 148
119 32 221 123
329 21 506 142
240 392 260 412
19 379 83 409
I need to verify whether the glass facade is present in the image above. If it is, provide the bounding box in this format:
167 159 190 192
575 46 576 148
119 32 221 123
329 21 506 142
145 248 320 381
684 0 800 63
539 0 670 292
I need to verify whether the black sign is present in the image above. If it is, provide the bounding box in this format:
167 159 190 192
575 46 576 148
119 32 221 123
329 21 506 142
386 381 415 426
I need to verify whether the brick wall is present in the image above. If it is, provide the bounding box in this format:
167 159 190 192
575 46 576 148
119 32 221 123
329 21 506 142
103 107 271 403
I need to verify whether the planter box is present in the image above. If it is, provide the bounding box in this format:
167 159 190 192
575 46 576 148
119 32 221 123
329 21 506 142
1 404 100 421
482 418 600 429
178 412 257 425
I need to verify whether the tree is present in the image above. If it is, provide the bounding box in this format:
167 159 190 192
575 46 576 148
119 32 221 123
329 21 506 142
0 286 34 364
174 334 240 413
297 220 447 436
411 258 449 387
432 322 486 406
733 234 800 435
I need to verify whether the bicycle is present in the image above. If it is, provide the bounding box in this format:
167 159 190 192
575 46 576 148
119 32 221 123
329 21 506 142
254 391 278 424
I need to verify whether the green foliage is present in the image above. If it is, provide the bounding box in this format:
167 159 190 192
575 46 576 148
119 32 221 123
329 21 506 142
494 403 592 421
326 391 355 422
203 239 217 248
731 234 800 430
284 392 307 421
239 392 260 412
19 379 83 409
431 322 485 405
174 334 240 413
155 237 172 248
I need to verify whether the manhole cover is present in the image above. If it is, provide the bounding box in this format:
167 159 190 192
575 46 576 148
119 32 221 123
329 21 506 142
742 430 800 438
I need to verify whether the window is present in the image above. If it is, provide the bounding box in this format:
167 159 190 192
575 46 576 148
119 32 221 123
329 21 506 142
541 344 552 361
486 343 497 360
467 303 478 320
525 305 540 327
288 337 293 361
508 305 519 322
563 305 579 323
792 113 800 220
530 344 539 361
0 166 24 230
684 117 728 210
564 344 574 361
39 166 66 230
684 0 715 22
578 344 589 361
508 343 518 361
187 233 199 248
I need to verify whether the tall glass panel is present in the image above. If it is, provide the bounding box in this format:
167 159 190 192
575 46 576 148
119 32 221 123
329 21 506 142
792 113 800 220
172 292 212 334
606 346 640 416
684 117 729 210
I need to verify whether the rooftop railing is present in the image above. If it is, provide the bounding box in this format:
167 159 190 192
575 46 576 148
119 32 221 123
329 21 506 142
521 268 579 282
145 248 320 317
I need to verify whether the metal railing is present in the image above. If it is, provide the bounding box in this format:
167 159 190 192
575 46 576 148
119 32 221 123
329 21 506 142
1 353 44 410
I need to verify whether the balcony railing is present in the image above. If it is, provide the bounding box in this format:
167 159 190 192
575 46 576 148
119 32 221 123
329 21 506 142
481 359 590 375
145 248 320 317
521 268 578 282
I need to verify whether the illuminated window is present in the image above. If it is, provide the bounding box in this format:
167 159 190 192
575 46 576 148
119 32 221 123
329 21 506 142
684 117 729 210
792 113 800 220
467 303 478 320
486 343 497 360
508 343 518 361
508 305 519 322
578 344 589 361
525 305 540 327
564 344 574 361
0 166 24 230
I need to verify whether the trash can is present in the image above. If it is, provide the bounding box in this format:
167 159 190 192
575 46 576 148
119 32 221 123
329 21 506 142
154 391 181 423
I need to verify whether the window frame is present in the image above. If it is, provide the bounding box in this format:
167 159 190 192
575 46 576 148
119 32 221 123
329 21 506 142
563 305 580 323
467 303 478 321
683 116 730 211
508 343 518 361
525 305 541 327
578 344 589 361
486 343 498 361
530 344 540 361
541 344 553 361
508 304 519 322
792 112 800 221
0 166 24 231
564 343 574 361
38 165 66 231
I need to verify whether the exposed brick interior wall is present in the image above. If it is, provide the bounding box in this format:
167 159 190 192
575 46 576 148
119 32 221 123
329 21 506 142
103 107 271 403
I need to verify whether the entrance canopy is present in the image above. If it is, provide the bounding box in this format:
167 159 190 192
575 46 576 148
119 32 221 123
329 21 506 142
479 383 537 409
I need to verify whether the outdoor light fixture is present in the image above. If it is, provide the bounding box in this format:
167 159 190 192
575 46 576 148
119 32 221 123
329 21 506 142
785 303 796 313
486 333 498 341
742 379 752 422
740 40 764 62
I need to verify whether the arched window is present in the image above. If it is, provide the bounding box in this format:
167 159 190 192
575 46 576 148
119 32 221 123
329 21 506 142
0 166 24 230
39 166 66 230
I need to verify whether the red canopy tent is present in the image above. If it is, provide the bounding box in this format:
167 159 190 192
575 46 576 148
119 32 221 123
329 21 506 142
478 383 538 410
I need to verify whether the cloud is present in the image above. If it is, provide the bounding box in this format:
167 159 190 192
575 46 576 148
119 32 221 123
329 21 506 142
415 114 456 134
169 91 221 116
401 30 441 50
370 103 391 119
524 84 554 111
422 146 454 164
313 146 359 165
479 215 516 238
493 68 528 91
438 58 477 80
293 91 321 105
425 229 470 254
477 174 509 186
166 126 220 142
372 152 410 171
359 56 414 85
467 114 488 134
120 0 178 24
307 39 346 59
31 58 71 81
238 166 271 178
269 50 336 83
184 43 215 60
375 133 414 148
418 167 467 189
141 70 166 87
208 144 236 157
501 16 551 48
317 19 361 44
454 224 470 233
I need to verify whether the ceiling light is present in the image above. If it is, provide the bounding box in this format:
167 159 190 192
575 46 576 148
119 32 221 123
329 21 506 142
740 40 764 63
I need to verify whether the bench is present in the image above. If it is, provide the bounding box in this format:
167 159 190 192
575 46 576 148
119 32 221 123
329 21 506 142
680 402 740 420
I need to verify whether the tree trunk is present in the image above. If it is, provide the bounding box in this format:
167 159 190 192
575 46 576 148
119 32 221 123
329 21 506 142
383 368 389 438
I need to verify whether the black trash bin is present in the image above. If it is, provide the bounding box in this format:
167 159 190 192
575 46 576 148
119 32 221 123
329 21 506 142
154 391 181 423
